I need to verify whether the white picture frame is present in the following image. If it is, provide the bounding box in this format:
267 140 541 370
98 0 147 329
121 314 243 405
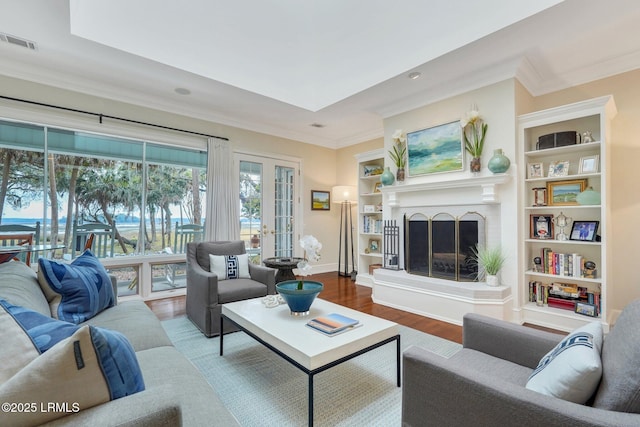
548 160 569 178
527 162 544 179
579 155 599 174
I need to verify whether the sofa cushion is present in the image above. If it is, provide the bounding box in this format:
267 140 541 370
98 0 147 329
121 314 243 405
209 253 250 280
526 321 603 404
0 325 145 426
0 261 51 316
593 299 640 412
0 302 40 383
37 249 115 323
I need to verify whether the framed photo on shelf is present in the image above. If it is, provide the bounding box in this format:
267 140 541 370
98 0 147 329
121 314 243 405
569 220 599 242
310 190 330 210
363 204 375 213
373 182 382 193
575 301 598 317
368 239 380 253
548 160 569 177
530 214 554 239
532 187 547 206
527 162 544 179
578 155 599 174
546 179 588 206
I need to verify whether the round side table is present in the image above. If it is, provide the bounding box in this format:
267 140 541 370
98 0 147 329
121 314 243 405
263 257 306 283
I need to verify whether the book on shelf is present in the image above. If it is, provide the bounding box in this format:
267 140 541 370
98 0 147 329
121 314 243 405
306 313 360 336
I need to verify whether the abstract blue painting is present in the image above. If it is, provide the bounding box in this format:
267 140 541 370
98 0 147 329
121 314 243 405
407 121 463 176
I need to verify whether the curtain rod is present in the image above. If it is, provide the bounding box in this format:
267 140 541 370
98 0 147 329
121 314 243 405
0 95 229 141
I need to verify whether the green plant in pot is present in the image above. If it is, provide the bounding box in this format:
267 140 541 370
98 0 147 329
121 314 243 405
389 129 407 181
471 244 506 287
460 105 488 173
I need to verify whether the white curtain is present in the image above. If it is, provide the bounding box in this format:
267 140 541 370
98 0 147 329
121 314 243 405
205 138 239 241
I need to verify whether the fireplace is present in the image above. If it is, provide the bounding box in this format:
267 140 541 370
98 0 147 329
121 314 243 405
404 212 486 282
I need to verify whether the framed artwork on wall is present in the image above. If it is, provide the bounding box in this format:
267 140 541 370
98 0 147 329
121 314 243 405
407 121 463 176
311 190 330 210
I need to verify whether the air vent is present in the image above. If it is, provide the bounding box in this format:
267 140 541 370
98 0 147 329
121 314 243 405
0 32 37 50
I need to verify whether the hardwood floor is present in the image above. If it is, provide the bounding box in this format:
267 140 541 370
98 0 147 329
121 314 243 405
145 271 464 343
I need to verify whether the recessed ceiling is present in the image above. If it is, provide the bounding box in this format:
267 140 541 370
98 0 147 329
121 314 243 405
1 0 640 148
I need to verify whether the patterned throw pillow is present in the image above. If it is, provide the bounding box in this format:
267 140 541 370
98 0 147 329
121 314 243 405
209 253 251 280
37 249 115 323
526 321 603 404
0 299 145 426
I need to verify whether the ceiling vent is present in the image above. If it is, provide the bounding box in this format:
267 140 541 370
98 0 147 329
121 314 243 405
0 32 37 50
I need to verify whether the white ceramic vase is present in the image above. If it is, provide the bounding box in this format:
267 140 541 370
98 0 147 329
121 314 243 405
486 274 499 287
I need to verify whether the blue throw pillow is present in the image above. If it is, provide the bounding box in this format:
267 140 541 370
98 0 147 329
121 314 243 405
37 249 115 323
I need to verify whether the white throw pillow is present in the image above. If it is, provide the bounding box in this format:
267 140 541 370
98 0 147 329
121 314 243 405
209 254 250 280
526 321 603 404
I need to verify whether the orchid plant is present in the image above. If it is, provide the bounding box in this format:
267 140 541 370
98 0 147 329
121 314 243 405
460 105 488 158
389 129 407 168
296 235 322 289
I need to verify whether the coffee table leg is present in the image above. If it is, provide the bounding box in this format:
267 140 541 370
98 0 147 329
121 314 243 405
308 373 314 427
396 335 401 387
219 315 224 356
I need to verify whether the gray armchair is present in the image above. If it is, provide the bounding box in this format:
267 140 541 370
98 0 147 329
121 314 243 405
402 303 640 427
186 240 276 337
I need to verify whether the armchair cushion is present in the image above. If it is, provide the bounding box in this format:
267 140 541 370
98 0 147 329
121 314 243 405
209 253 250 280
526 321 603 404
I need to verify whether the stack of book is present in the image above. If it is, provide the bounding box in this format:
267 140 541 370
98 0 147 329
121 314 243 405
306 313 360 336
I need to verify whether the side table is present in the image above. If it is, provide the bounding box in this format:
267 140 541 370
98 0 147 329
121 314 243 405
263 257 306 283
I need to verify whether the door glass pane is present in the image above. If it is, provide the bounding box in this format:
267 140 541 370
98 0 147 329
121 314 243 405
274 165 294 258
239 160 263 263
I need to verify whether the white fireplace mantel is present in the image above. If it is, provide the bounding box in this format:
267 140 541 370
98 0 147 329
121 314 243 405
380 172 511 206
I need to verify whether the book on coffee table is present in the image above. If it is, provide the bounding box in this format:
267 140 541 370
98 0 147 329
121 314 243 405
306 313 360 335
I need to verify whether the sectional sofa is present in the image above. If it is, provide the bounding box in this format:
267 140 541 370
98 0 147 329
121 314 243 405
0 260 239 426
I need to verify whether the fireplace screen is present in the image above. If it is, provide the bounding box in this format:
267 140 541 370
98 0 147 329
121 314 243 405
405 212 485 282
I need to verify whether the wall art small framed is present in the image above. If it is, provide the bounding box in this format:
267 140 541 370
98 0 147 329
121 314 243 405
548 160 569 177
528 162 544 179
407 121 463 176
311 190 330 210
546 179 588 206
530 214 554 239
578 155 599 174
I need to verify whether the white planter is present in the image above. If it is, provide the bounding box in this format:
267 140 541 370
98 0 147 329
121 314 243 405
485 274 500 287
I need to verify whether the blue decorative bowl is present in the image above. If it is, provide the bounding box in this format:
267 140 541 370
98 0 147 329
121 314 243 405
276 280 324 316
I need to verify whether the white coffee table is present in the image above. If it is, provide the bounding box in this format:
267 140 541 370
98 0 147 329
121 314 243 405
220 297 400 426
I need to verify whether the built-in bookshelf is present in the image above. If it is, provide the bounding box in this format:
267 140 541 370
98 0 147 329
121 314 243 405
355 149 384 287
518 96 617 332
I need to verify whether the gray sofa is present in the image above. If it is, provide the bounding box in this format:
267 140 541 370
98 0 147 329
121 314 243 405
0 261 240 426
402 302 640 427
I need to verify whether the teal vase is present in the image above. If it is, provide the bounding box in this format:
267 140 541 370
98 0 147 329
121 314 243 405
380 167 395 186
576 187 601 205
487 149 510 174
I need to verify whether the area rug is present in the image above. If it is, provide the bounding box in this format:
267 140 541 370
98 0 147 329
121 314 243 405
162 316 461 427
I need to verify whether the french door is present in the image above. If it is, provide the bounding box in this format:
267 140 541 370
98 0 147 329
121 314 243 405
236 153 300 261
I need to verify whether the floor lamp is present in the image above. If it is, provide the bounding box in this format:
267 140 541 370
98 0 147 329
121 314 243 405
332 185 357 279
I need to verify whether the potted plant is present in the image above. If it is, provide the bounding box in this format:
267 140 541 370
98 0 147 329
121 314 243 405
471 244 506 286
389 129 407 182
460 105 488 173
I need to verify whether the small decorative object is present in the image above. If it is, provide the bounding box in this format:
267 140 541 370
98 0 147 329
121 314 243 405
583 260 597 279
470 157 481 173
487 149 510 174
569 221 599 242
471 244 506 286
368 239 380 253
407 121 463 176
276 280 323 316
380 167 395 186
373 182 382 193
548 160 569 177
552 211 572 241
528 162 544 179
532 187 547 206
582 131 594 143
363 204 375 213
547 179 588 206
530 214 554 239
311 190 331 210
389 129 407 182
533 256 542 272
363 164 383 177
250 234 260 248
578 155 599 174
576 186 601 205
461 104 488 173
